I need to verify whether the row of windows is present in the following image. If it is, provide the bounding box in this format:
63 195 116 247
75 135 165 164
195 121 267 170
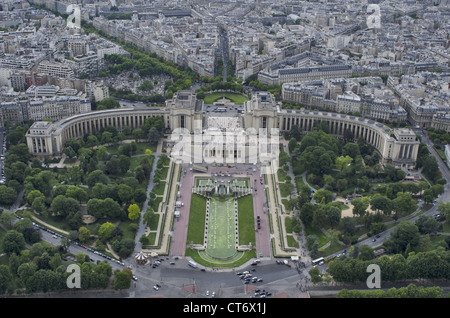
62 114 164 141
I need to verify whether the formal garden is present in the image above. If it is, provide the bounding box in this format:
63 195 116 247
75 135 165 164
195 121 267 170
185 177 256 267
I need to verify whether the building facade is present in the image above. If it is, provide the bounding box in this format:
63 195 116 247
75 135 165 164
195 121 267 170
431 112 450 133
26 91 419 169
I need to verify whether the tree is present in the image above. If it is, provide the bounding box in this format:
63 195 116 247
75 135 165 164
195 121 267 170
336 179 348 193
147 127 160 145
106 157 121 175
0 186 17 206
17 262 38 288
113 270 131 290
138 79 154 92
49 254 62 270
117 155 130 174
358 245 375 261
119 143 133 157
343 128 354 142
97 97 120 110
65 186 88 203
392 192 417 218
343 143 360 159
0 265 13 294
64 146 76 158
415 215 440 235
326 206 342 228
309 267 322 284
28 269 62 293
78 226 91 243
50 195 80 217
370 194 393 216
96 145 108 161
421 155 440 183
95 261 112 278
383 221 420 254
86 170 109 187
306 235 319 258
133 188 147 204
26 190 45 205
86 198 103 219
340 217 357 236
0 211 16 228
300 203 316 227
384 164 405 182
98 222 116 240
313 189 333 204
103 198 123 219
2 230 26 255
101 131 113 144
437 202 450 221
13 218 32 234
335 155 353 171
128 204 141 221
288 137 297 153
289 124 302 141
118 184 133 204
116 238 135 258
7 143 31 163
430 184 444 197
351 197 370 217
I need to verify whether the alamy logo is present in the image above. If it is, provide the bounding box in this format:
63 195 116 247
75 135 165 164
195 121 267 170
66 264 81 288
66 4 81 29
366 264 381 288
366 4 381 29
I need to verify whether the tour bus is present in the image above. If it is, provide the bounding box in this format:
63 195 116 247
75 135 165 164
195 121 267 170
312 257 324 265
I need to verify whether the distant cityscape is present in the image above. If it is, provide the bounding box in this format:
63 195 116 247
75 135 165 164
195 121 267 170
0 0 448 131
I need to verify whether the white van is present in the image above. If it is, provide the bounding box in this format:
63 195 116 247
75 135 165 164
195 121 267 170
188 260 198 268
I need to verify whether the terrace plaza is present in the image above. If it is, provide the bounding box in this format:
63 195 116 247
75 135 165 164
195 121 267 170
26 90 419 169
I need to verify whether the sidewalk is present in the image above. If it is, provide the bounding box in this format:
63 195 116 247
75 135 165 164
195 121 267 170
264 165 298 258
141 159 180 256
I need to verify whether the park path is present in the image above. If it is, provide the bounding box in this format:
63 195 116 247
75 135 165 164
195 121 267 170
132 140 163 256
150 162 180 255
264 165 298 257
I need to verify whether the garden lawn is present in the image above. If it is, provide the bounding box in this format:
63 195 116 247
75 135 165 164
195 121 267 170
238 195 255 246
206 198 236 259
305 225 329 248
186 194 207 244
203 92 248 105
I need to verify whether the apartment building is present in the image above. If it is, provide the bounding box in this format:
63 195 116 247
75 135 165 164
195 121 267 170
431 112 450 133
0 95 91 125
259 64 353 85
68 39 88 57
37 60 75 79
336 91 361 114
282 79 407 122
